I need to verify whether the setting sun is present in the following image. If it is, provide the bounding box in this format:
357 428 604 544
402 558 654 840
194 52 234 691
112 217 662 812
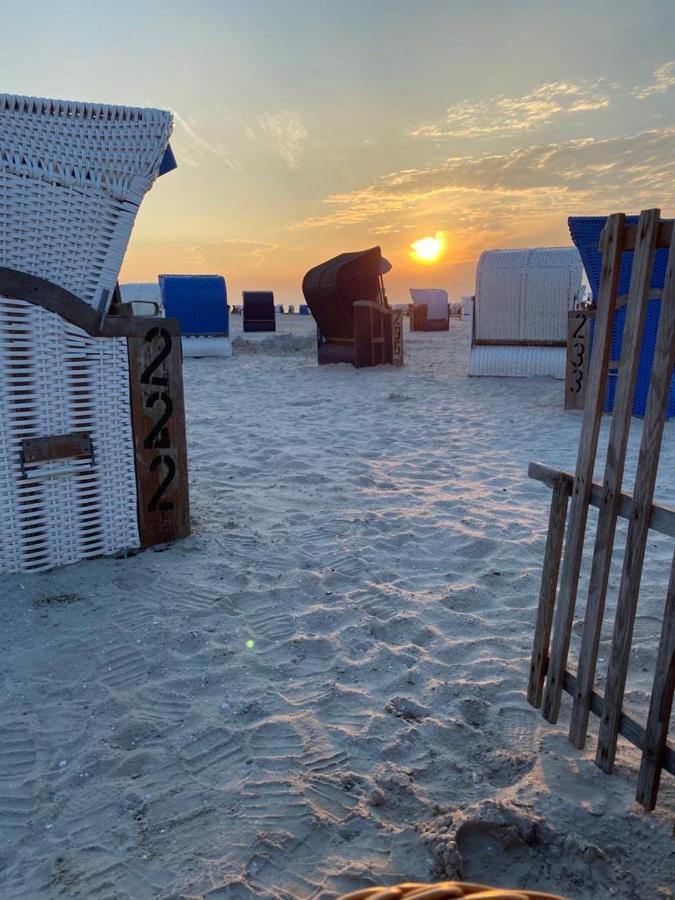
409 232 447 264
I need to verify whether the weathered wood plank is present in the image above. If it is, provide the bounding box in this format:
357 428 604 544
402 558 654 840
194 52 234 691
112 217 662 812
528 474 571 708
21 432 92 466
391 308 404 366
570 209 661 748
596 220 675 773
527 462 675 538
562 670 675 777
127 325 191 549
636 551 675 809
564 309 595 411
542 213 625 724
617 219 673 251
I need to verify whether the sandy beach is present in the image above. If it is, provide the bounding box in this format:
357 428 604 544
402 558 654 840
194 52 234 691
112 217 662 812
1 315 673 899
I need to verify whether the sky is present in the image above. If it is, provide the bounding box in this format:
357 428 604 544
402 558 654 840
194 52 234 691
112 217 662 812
3 0 675 304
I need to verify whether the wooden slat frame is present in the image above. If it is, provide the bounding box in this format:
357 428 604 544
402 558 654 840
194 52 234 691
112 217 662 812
569 209 660 748
636 551 675 808
596 217 675 772
528 210 675 809
528 474 571 707
541 213 625 724
528 463 675 538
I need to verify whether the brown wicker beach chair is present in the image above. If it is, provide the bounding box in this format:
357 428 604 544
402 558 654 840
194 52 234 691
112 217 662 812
302 246 401 366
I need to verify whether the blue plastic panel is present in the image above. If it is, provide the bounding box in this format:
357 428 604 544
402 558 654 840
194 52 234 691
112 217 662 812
159 275 229 336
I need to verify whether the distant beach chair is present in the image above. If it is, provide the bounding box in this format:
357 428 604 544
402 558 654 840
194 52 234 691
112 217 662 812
461 294 474 317
288 304 295 314
469 247 583 378
119 282 164 320
302 246 403 367
158 274 231 357
449 301 463 320
299 304 310 316
0 93 189 574
569 215 675 417
243 291 276 332
409 288 450 331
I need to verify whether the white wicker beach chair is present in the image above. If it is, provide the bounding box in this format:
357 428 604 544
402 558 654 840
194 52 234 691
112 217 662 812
469 247 583 378
0 95 175 574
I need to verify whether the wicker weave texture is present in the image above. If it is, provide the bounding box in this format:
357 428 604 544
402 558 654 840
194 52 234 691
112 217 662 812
475 248 582 343
410 289 449 320
182 335 232 357
0 298 140 574
469 346 566 379
0 94 172 315
338 880 565 899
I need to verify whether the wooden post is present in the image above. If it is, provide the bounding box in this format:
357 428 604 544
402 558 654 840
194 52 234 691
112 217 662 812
596 221 675 772
569 209 660 748
528 473 571 708
635 551 675 810
391 308 404 366
127 321 190 548
564 308 595 411
542 213 625 724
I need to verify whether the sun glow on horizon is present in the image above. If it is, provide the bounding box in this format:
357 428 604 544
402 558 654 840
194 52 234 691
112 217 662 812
409 232 447 264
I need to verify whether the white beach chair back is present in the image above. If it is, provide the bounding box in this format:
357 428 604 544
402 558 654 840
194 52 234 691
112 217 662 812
409 288 448 320
475 247 582 343
0 94 172 315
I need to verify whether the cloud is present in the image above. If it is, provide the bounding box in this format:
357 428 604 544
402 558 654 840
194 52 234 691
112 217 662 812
172 112 241 169
411 80 612 139
291 127 675 230
186 238 277 270
633 61 675 98
253 110 308 168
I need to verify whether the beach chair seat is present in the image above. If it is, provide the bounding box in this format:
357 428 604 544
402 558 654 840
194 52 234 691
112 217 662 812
243 290 276 332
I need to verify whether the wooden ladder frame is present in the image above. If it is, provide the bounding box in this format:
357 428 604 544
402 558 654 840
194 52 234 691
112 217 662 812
527 209 675 810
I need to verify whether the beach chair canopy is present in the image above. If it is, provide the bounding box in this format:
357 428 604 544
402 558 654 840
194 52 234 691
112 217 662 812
409 288 448 320
159 274 229 335
0 94 173 316
569 215 675 417
302 246 385 342
475 247 583 343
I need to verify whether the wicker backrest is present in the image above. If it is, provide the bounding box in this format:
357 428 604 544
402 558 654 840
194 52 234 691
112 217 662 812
475 247 582 343
0 94 172 314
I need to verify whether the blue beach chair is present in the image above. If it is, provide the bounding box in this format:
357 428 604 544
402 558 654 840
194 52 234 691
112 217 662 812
568 216 675 418
159 274 231 357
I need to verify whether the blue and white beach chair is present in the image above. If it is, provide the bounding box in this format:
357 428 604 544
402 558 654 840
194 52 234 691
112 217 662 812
568 216 675 418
